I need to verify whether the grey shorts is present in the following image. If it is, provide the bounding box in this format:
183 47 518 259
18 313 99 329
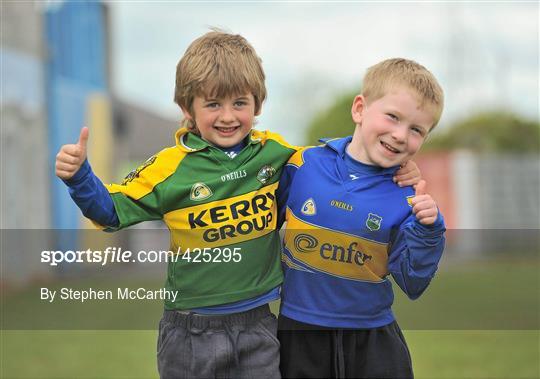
157 304 280 379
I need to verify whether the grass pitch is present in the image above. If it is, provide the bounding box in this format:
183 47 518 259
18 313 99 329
2 258 538 378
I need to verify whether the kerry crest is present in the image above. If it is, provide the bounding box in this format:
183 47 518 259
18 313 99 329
257 165 276 184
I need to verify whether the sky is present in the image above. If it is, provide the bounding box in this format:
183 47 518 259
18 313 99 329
110 1 539 145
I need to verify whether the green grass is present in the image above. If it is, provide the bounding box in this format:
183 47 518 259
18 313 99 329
1 330 157 379
392 258 539 330
1 259 538 378
2 330 537 378
1 278 165 330
407 330 539 378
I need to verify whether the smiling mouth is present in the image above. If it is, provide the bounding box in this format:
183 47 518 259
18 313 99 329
214 126 240 133
381 141 400 154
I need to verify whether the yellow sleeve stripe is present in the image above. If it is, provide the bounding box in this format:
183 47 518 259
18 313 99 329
250 129 266 144
287 146 312 168
106 146 187 200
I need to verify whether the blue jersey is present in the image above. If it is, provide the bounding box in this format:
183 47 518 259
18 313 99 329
277 137 445 328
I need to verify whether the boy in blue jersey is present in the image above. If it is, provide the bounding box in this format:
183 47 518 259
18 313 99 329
277 58 445 378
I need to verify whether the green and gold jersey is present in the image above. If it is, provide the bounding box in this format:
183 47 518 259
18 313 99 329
105 127 298 309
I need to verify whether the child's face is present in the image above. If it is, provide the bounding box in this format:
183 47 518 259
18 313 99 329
350 86 435 168
184 93 259 148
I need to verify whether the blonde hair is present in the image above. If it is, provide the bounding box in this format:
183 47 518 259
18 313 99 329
174 30 266 132
362 58 444 127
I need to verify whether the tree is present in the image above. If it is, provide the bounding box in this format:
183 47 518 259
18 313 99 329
424 111 540 153
305 90 357 146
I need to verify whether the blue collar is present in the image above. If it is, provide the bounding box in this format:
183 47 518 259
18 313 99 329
219 138 247 154
319 136 400 178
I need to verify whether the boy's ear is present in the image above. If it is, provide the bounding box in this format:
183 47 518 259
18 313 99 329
255 104 262 117
351 95 365 124
180 106 193 120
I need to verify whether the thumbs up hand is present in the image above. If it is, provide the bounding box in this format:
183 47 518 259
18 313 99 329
410 180 438 225
55 127 89 180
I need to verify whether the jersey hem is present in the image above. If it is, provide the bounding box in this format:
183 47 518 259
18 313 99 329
164 277 283 310
280 302 395 329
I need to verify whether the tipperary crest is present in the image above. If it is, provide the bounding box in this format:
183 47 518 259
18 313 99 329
257 165 276 184
190 182 213 201
122 156 156 185
301 198 317 216
365 213 382 231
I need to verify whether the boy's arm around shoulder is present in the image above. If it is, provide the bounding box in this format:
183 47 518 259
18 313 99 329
388 181 446 300
276 147 309 228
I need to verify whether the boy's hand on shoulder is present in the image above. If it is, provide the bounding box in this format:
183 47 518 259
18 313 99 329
55 127 89 180
411 180 438 225
394 160 421 187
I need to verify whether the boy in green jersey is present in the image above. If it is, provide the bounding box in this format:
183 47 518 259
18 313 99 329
56 30 419 378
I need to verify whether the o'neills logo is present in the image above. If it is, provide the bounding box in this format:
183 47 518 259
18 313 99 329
330 200 353 212
221 170 247 182
187 192 275 242
190 183 213 201
292 233 372 266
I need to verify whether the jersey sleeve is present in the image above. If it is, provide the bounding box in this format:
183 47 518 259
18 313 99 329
64 160 119 228
387 211 446 299
277 148 306 228
104 146 185 231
